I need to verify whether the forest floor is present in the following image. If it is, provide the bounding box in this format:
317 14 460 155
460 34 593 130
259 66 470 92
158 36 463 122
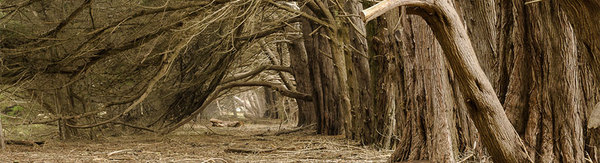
0 119 393 162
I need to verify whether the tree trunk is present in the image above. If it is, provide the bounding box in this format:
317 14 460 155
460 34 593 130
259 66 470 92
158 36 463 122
363 0 531 162
263 87 279 119
300 5 343 135
370 10 460 161
56 86 80 139
499 1 591 162
299 0 372 137
361 0 600 162
288 32 317 126
341 0 374 141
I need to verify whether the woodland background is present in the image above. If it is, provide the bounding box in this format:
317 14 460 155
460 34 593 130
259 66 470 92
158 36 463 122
0 0 599 162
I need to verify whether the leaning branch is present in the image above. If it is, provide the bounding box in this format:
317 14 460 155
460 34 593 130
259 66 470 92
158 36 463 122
40 0 93 39
221 65 292 84
219 81 311 101
264 0 332 28
66 47 179 129
259 40 296 91
158 80 312 134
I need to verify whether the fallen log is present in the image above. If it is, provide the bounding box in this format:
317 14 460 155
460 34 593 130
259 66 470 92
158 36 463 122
209 118 243 127
5 140 45 146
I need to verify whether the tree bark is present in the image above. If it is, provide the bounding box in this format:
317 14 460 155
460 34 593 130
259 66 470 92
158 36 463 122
288 33 317 126
497 1 587 162
363 0 531 162
370 9 463 161
300 5 343 135
263 87 279 119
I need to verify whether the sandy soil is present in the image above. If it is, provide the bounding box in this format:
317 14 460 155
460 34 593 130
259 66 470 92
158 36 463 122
0 121 393 162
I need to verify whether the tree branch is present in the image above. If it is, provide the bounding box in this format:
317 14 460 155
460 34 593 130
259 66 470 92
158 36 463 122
264 0 332 28
259 40 296 91
219 81 311 101
221 65 291 84
65 47 179 129
40 0 93 39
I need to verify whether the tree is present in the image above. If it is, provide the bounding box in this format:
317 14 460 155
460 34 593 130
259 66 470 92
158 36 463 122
362 0 600 162
0 0 301 138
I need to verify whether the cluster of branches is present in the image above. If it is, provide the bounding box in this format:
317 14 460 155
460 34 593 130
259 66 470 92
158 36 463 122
0 0 306 136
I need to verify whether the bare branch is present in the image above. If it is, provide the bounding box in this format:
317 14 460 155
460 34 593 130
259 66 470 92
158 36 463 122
259 40 296 91
66 46 179 129
40 0 93 39
221 65 292 84
219 81 311 101
264 0 331 28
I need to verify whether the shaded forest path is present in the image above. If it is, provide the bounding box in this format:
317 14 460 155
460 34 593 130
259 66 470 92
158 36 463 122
0 120 392 162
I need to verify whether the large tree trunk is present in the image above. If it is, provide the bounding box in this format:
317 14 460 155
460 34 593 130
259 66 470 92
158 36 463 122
288 32 317 126
363 0 531 162
499 1 595 162
368 9 472 161
299 0 372 136
341 0 374 141
300 6 343 134
361 0 600 162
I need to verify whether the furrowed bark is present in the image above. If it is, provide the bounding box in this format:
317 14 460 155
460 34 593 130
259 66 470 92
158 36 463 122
363 0 531 162
287 33 317 126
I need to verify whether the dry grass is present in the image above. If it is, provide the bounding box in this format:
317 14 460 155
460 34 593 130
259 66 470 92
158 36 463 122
0 120 393 162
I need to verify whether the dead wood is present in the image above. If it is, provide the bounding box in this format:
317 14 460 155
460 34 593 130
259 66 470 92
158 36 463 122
274 124 315 136
5 140 45 146
224 147 277 153
254 124 315 136
209 118 243 128
0 117 4 150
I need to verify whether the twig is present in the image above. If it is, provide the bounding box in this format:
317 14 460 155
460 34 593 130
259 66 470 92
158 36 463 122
203 124 228 136
201 158 228 163
111 121 156 133
220 65 292 84
254 124 315 136
524 0 545 5
264 0 331 28
40 0 93 39
457 152 474 163
224 147 277 153
107 149 133 156
259 40 296 91
275 124 315 136
217 81 312 101
0 116 4 150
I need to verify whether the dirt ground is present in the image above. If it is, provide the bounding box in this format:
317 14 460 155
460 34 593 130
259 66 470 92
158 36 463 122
0 120 393 162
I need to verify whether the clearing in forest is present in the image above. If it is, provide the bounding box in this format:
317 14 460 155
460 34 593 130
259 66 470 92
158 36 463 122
0 120 392 162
